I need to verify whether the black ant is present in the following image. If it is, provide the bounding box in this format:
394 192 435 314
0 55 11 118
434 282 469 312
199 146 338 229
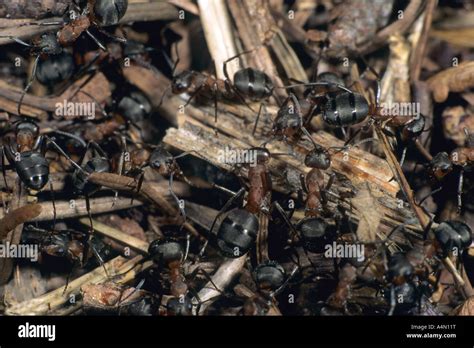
241 260 298 315
421 129 473 213
115 141 196 227
22 224 112 294
199 147 293 260
160 47 276 131
148 237 215 316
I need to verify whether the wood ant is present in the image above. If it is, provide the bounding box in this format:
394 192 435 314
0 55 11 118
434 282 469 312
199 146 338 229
160 47 276 131
198 147 294 260
422 129 473 213
241 260 298 315
23 224 112 294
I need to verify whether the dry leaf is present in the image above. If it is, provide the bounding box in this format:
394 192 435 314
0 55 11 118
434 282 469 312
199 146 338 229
454 297 474 316
351 183 384 243
427 61 474 103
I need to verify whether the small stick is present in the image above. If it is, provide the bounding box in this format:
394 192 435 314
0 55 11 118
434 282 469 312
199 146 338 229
0 197 142 222
5 255 152 315
79 218 149 254
192 255 247 315
88 172 200 238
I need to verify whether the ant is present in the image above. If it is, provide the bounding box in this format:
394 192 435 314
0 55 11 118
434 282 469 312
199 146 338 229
241 260 299 315
28 0 128 50
160 47 276 131
199 147 293 260
115 141 196 226
0 33 64 115
148 237 213 316
22 224 112 294
422 129 473 213
0 119 84 196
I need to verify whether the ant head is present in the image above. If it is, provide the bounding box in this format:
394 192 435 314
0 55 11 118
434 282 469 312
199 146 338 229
149 146 174 175
217 209 259 258
434 221 472 257
166 296 192 316
387 253 413 285
253 260 286 292
37 33 62 55
93 0 128 26
402 114 425 141
172 71 194 94
248 147 271 164
428 152 453 180
16 120 39 137
296 217 336 253
117 90 152 123
272 102 302 136
304 145 331 170
148 238 184 265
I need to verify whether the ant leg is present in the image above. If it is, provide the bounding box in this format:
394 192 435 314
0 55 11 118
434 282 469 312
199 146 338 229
44 136 86 174
62 269 72 295
388 285 396 316
273 201 298 240
83 193 93 264
457 170 464 215
131 171 144 205
51 130 87 148
183 85 204 107
49 181 57 231
198 187 246 258
252 103 265 136
18 55 40 116
96 27 127 43
157 84 171 108
0 36 35 48
77 90 108 118
399 147 408 168
213 81 219 134
169 172 186 230
269 265 299 298
90 241 110 279
183 233 191 262
1 146 9 192
85 29 107 51
320 172 336 206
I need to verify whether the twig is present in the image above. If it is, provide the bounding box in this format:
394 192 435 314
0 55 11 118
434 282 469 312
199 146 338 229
0 197 142 222
197 0 239 79
5 255 152 315
192 255 247 315
79 218 149 254
0 3 179 46
88 172 201 239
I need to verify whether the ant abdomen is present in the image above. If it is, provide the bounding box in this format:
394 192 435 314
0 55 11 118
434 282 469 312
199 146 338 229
434 220 472 257
93 0 128 26
216 208 259 258
253 261 286 291
36 51 74 86
148 238 184 265
296 217 336 253
233 68 273 101
322 92 369 127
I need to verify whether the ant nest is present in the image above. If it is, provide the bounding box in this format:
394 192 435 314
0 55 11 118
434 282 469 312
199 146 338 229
0 0 472 321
